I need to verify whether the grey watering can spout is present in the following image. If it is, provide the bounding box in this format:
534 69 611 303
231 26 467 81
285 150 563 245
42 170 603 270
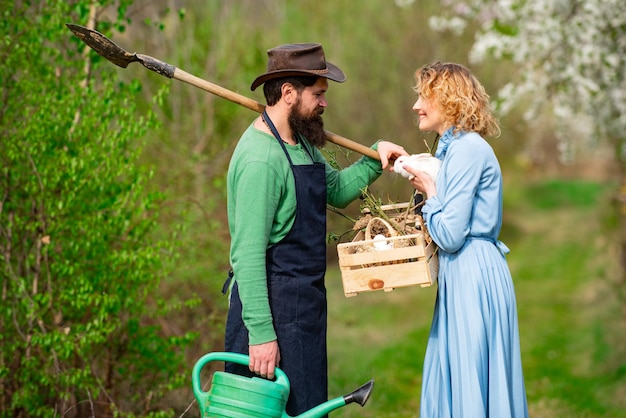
344 379 375 406
192 352 375 418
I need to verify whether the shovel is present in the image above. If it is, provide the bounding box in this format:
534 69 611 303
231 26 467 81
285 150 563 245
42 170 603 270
66 23 380 161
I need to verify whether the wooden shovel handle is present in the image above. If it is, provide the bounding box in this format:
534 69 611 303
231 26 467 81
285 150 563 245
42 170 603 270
172 68 381 161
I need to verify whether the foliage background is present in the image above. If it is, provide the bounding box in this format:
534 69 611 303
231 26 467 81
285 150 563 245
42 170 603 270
1 0 624 416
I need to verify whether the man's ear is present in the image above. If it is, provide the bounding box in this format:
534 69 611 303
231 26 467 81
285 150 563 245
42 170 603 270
281 83 297 106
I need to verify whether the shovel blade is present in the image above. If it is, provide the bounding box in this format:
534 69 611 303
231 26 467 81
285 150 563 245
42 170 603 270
66 23 138 68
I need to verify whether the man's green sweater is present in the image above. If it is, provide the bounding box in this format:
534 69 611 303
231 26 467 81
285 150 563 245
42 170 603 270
227 123 383 345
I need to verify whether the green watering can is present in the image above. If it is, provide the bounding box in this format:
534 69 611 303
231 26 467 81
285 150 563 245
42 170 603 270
192 352 374 418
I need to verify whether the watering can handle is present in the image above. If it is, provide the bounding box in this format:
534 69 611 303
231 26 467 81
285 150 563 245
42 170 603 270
192 351 289 409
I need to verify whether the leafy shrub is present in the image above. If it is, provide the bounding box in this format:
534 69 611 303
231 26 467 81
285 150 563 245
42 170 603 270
0 1 195 416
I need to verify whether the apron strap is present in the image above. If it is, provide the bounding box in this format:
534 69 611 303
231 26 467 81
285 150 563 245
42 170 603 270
262 110 295 167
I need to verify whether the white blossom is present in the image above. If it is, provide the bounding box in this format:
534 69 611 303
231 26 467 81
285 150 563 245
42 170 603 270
394 0 415 8
433 0 626 161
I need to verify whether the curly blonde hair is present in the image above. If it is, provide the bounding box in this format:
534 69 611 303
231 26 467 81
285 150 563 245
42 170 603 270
414 62 500 138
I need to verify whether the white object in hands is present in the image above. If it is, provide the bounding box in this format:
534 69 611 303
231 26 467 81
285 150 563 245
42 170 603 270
373 234 393 251
393 153 441 181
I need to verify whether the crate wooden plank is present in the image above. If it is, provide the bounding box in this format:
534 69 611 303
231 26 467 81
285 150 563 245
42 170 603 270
340 259 432 297
425 240 439 281
337 244 425 266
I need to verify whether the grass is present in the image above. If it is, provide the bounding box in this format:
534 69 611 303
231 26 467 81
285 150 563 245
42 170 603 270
325 179 626 417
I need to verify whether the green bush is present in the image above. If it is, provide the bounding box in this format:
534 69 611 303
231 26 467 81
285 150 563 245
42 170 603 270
0 1 195 416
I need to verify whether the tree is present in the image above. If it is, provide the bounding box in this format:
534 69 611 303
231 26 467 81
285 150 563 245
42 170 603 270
429 0 626 286
0 1 195 416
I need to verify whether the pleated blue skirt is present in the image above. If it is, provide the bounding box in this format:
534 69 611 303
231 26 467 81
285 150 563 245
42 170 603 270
420 239 529 417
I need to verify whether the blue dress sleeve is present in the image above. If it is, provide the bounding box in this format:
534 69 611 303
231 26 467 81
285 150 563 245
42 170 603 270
422 138 484 253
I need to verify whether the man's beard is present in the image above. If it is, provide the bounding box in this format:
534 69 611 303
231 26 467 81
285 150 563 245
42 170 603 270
288 100 326 147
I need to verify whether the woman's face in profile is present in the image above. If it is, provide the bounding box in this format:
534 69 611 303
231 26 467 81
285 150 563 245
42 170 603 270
413 94 446 135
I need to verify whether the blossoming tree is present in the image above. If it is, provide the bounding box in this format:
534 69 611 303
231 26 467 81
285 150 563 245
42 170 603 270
430 0 626 282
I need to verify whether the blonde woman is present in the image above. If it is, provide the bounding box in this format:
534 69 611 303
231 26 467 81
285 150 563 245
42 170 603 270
401 62 529 417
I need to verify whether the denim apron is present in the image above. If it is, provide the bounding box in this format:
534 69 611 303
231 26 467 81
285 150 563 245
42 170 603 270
224 111 328 416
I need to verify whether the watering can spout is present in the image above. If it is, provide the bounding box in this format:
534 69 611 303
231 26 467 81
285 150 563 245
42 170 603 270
343 378 375 406
293 379 374 418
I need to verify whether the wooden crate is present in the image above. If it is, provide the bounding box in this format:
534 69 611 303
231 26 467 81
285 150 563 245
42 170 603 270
336 202 438 297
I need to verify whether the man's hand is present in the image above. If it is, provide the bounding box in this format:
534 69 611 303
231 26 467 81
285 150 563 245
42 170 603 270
377 141 409 171
249 340 280 379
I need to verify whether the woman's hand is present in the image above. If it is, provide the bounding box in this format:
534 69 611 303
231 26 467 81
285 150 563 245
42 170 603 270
377 140 409 171
405 166 437 198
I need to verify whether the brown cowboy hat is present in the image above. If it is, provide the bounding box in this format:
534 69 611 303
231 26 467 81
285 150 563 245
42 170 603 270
250 43 346 91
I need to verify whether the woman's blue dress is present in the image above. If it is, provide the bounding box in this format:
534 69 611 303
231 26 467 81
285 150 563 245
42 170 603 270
420 129 529 417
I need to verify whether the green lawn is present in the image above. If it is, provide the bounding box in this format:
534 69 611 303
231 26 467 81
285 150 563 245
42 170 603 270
325 179 626 417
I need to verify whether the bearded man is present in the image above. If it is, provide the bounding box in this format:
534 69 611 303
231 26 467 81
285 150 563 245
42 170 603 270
223 43 406 416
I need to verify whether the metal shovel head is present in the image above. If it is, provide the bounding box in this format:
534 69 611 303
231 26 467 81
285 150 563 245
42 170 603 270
66 23 139 68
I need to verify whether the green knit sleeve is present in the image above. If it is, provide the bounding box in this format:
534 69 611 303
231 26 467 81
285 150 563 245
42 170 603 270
315 141 383 208
228 132 284 345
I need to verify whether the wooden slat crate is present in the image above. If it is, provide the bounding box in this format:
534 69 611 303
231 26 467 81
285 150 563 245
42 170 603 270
336 202 438 297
